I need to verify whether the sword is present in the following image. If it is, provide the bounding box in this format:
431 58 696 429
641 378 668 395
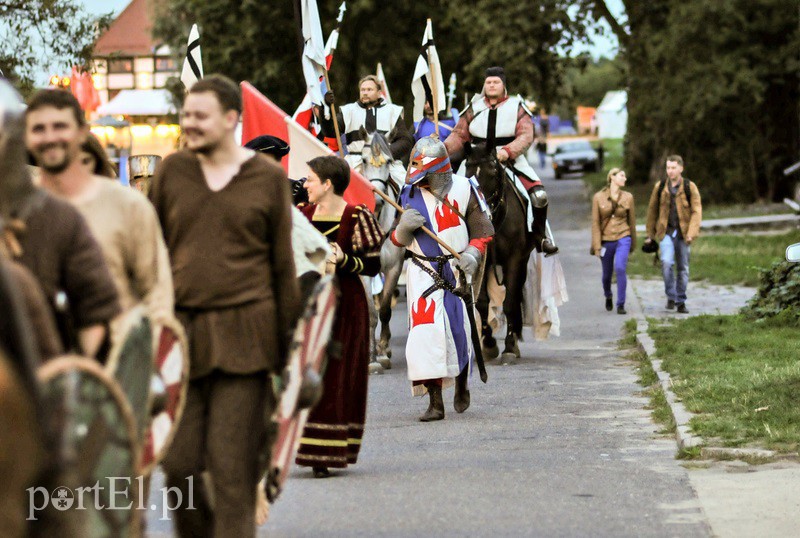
457 271 487 383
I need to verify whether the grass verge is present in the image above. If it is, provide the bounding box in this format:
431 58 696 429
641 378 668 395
625 231 797 287
621 320 676 435
649 313 800 452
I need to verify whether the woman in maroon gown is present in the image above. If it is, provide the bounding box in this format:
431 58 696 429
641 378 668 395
295 156 384 477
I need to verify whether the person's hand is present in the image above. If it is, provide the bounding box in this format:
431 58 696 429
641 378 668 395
324 91 335 106
457 246 481 276
686 235 694 245
394 207 426 245
330 242 344 262
497 148 510 162
595 250 603 259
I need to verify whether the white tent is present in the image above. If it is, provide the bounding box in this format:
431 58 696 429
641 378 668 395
596 90 627 139
96 89 177 116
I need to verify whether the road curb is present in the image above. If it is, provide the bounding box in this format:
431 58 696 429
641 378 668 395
628 283 781 461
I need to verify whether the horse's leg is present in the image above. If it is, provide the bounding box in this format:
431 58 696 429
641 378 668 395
362 276 383 375
500 256 526 364
376 253 402 369
476 263 498 360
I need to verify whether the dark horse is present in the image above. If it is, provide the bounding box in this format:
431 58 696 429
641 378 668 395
464 143 537 363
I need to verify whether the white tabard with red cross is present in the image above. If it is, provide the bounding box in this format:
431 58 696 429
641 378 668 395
403 174 474 395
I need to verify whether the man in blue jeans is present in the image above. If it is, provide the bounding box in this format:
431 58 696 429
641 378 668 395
645 155 702 313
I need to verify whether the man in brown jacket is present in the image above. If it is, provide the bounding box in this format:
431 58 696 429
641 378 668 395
150 75 300 537
645 155 702 313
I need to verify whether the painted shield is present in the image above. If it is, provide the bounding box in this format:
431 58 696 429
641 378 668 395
266 276 338 503
38 355 139 537
106 307 153 446
140 317 189 475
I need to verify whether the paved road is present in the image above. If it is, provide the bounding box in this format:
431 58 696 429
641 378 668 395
148 165 711 537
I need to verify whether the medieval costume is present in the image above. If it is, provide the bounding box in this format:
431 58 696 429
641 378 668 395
390 137 494 421
0 89 119 356
150 151 300 537
295 203 383 471
445 66 557 256
319 92 414 188
73 180 173 322
414 108 459 141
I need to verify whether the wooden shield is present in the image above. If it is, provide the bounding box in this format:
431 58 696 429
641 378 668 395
38 355 139 537
140 317 189 475
106 307 153 446
266 276 338 503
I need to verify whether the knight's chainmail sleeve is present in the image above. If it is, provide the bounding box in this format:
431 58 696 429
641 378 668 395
466 190 494 240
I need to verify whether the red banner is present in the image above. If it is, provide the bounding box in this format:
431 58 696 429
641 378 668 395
240 81 375 211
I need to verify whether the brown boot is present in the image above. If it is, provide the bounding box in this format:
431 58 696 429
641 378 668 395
454 369 470 413
419 384 445 422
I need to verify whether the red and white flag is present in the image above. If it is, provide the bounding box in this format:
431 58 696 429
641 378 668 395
241 82 374 210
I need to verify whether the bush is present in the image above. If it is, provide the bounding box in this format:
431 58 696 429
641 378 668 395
742 261 800 321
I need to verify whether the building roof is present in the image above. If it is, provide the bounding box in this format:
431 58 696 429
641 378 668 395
96 89 177 116
94 0 157 57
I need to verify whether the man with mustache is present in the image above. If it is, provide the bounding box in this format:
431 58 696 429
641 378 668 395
25 89 174 336
149 74 301 537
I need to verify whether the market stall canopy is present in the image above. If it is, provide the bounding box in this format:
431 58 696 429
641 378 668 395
92 115 130 128
96 89 177 116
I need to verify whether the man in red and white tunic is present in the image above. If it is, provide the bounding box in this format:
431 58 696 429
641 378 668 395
390 136 493 422
445 66 558 256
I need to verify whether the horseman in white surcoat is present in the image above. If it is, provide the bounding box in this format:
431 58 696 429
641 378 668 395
445 66 558 256
320 74 414 184
389 136 494 422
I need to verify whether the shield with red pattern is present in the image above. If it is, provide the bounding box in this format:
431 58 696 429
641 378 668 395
140 317 189 475
265 275 338 503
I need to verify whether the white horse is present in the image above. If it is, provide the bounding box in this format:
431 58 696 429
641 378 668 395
355 131 406 373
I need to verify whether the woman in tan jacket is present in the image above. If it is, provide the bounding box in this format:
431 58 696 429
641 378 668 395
591 168 636 314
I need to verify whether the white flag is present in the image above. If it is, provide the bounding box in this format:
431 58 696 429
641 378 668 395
411 19 446 123
181 24 203 90
300 0 327 106
376 62 392 104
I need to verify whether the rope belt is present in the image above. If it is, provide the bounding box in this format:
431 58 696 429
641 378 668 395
408 252 457 299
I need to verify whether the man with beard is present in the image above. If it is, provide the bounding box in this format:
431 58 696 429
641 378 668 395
319 75 414 172
1 87 119 358
25 89 174 334
149 74 301 537
445 66 558 256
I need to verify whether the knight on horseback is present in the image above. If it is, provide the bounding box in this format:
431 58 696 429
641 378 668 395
319 74 414 177
390 136 494 422
445 66 558 256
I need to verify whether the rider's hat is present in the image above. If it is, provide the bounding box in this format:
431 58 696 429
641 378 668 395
406 136 452 185
244 134 290 159
485 66 507 88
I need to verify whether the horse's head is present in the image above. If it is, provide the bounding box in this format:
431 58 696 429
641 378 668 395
361 131 393 170
465 141 502 193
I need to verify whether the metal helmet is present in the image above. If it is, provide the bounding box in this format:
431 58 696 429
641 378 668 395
406 135 452 185
0 79 35 226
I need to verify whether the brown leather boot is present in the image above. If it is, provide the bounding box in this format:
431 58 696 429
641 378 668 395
419 384 445 422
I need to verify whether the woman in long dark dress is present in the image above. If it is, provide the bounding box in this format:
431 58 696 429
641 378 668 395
295 156 383 478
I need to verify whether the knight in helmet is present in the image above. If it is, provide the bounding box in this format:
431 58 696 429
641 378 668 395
445 66 558 256
390 136 494 421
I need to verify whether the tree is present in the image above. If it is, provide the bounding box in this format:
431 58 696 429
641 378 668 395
152 0 597 114
0 1 112 94
579 0 800 202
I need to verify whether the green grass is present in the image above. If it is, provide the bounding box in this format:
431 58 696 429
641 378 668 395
649 314 800 452
620 321 676 435
626 231 797 287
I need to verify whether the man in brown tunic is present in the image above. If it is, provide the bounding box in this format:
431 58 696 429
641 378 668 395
149 75 300 537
